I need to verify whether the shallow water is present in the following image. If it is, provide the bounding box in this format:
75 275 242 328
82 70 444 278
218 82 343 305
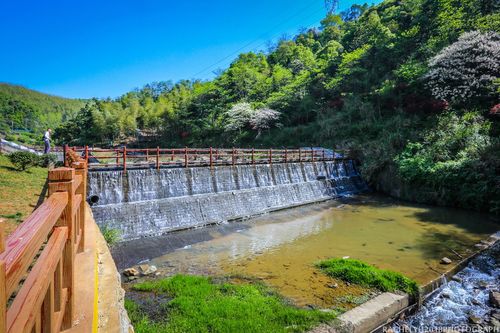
113 195 499 308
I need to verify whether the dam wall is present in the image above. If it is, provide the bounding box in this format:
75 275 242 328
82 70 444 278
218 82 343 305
88 161 367 240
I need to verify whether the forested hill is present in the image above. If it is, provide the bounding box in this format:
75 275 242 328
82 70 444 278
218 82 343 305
0 83 85 144
5 0 500 213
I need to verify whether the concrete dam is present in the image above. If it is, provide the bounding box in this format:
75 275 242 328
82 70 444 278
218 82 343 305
88 160 367 240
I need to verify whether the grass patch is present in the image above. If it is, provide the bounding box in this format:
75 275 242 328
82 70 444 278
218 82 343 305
316 258 418 297
0 154 47 235
126 274 337 333
100 226 121 246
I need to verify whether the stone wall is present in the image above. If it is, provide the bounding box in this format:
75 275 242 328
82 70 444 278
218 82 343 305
89 161 366 240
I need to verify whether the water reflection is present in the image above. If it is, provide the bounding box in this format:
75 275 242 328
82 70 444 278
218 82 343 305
113 195 499 308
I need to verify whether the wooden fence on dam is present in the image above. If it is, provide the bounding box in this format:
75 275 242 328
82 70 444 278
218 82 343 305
0 155 88 332
66 146 352 171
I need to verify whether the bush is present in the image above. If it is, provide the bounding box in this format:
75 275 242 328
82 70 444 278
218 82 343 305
8 151 40 171
426 31 500 106
38 154 57 167
394 111 499 213
316 258 419 297
100 226 121 246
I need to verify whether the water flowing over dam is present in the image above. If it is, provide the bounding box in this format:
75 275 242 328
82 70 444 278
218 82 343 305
88 160 367 239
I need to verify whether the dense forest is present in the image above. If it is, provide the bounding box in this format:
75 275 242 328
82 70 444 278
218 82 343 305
1 0 499 213
0 83 85 144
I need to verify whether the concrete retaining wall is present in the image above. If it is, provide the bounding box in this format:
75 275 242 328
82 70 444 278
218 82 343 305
89 161 367 240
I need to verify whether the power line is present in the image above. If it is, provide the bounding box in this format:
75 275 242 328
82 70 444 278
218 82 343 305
190 0 326 79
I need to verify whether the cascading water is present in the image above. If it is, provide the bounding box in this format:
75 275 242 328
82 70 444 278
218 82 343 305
88 161 368 240
393 240 500 331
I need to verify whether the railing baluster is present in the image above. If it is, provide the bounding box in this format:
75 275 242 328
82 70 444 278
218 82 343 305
72 161 87 253
156 147 160 170
41 282 54 333
209 147 213 169
184 147 188 168
84 146 89 165
0 219 5 333
123 147 127 172
48 168 76 330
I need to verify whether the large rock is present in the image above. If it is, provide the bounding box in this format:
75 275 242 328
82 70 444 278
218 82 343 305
490 291 500 308
139 264 158 276
123 267 139 277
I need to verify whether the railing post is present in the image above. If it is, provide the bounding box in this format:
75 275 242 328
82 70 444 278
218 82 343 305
0 219 5 333
299 148 302 163
184 147 188 168
48 168 76 330
123 146 127 172
63 144 69 167
209 147 213 169
232 148 235 166
146 148 149 165
311 148 314 162
156 146 160 170
72 161 87 253
284 148 288 163
269 148 272 165
84 145 89 164
251 148 255 165
116 150 119 166
322 149 325 161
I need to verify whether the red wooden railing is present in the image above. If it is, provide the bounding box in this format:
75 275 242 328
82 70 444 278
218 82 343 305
65 146 351 170
0 159 87 332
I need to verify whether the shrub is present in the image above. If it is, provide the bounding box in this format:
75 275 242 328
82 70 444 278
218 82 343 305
426 31 500 106
316 258 419 297
37 154 58 167
100 226 121 246
8 151 40 171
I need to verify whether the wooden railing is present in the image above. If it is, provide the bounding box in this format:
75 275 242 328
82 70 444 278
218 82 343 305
0 159 87 332
65 146 351 171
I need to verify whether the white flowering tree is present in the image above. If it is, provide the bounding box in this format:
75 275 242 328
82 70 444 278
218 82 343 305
250 108 281 138
224 102 281 138
426 31 500 105
224 102 255 132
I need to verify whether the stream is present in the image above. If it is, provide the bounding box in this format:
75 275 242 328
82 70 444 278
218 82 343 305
393 239 500 332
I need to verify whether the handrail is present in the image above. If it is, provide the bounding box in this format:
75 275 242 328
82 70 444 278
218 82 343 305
0 192 68 300
67 145 353 171
0 154 88 332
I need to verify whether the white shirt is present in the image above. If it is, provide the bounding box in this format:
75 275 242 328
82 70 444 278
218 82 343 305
44 131 50 140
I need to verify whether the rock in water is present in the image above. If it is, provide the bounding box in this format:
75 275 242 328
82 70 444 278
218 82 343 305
440 257 452 265
123 267 139 277
490 291 500 308
468 315 482 325
142 265 158 276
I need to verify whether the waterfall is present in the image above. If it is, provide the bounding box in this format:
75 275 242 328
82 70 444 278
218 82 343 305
89 161 368 239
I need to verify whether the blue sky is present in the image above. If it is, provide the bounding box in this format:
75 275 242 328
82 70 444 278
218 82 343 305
0 0 378 99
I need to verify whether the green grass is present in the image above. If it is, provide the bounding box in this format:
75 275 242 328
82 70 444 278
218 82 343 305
0 154 47 234
316 259 419 297
100 226 121 246
126 274 337 333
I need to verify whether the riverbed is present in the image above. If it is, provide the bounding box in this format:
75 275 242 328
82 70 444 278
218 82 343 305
113 195 499 308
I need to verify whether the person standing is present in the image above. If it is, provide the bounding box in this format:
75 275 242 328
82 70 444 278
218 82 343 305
43 128 52 154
